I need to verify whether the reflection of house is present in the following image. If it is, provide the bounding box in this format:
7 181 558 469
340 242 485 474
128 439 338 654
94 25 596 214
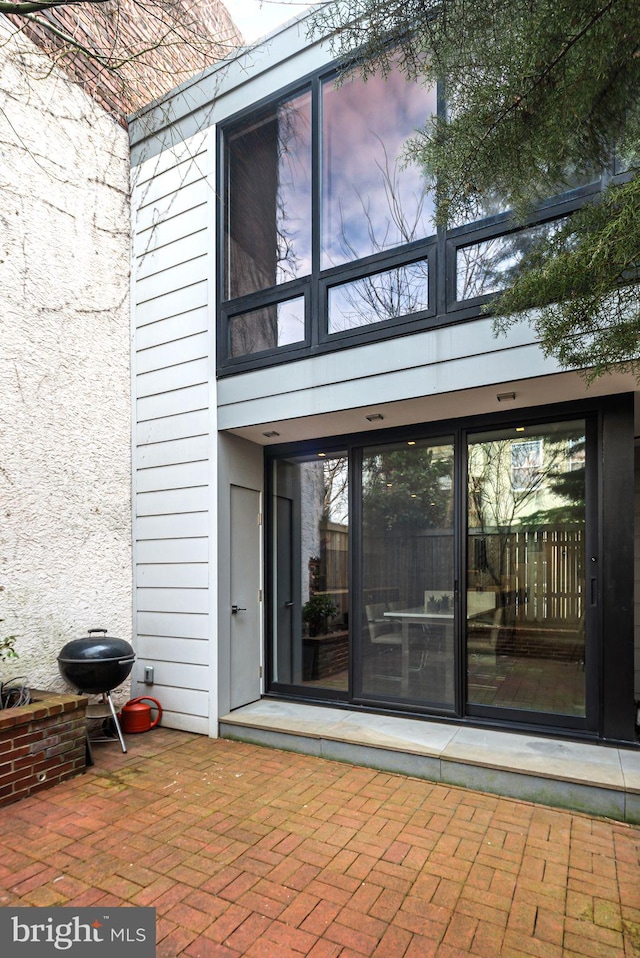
129 12 638 748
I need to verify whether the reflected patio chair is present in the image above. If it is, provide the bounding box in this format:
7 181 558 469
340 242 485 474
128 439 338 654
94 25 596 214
468 606 503 667
365 603 402 680
408 637 429 673
409 621 446 674
366 603 402 647
489 606 505 663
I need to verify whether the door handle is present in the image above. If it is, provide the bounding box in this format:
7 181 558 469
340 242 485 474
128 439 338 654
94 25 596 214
231 605 246 614
285 601 293 607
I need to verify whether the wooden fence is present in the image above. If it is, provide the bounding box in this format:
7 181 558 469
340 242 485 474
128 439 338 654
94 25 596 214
321 525 586 625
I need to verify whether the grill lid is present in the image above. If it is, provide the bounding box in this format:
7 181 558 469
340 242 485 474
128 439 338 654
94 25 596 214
58 628 135 664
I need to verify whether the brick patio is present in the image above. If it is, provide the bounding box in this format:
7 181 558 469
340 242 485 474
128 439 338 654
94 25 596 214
0 727 639 957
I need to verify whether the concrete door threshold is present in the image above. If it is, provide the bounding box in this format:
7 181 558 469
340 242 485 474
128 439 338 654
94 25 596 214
220 699 640 823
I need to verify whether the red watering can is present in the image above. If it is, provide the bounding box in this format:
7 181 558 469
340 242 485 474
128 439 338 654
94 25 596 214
119 696 162 733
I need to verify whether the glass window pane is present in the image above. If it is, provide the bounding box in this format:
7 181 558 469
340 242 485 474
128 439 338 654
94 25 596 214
510 439 543 491
230 297 305 358
467 420 586 716
451 168 597 229
450 191 510 228
361 439 455 708
456 219 565 301
328 260 429 333
225 90 312 299
271 453 349 692
321 68 436 269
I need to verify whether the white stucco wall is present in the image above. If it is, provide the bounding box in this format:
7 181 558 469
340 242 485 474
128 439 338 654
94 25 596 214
0 18 132 696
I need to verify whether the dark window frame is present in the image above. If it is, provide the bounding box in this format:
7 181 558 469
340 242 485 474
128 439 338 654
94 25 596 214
217 61 617 376
263 395 636 742
445 182 602 313
320 242 436 345
222 279 311 366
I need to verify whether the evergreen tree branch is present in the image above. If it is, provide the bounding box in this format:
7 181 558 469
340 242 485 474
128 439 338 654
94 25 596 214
492 176 640 379
314 0 640 379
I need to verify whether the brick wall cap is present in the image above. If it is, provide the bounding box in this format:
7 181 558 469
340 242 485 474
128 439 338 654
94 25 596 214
0 691 88 731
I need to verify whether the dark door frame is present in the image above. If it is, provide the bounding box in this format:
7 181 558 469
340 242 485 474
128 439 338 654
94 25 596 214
264 393 636 743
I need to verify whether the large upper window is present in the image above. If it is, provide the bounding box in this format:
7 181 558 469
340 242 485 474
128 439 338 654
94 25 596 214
221 62 437 365
220 60 602 371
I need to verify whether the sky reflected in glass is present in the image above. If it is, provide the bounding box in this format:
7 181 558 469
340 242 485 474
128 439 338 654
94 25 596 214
322 70 436 269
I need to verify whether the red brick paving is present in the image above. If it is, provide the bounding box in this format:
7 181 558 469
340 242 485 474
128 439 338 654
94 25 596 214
0 727 639 957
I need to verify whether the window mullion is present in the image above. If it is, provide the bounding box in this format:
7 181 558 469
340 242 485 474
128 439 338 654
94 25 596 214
311 74 321 347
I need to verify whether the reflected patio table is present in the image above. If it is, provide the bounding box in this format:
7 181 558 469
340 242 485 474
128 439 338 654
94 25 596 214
384 608 454 695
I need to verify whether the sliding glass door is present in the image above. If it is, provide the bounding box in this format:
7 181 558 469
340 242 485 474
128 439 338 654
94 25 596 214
270 451 349 693
466 420 588 719
268 411 597 730
359 438 455 707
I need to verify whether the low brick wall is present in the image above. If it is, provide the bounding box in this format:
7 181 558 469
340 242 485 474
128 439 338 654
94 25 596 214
303 631 349 679
0 690 88 807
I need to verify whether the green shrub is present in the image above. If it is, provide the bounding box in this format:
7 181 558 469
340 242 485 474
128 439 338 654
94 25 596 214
302 595 337 637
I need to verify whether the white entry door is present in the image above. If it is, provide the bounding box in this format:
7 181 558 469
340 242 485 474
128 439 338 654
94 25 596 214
230 484 261 709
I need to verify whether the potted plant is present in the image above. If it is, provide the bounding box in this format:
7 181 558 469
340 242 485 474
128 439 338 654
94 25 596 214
302 594 337 637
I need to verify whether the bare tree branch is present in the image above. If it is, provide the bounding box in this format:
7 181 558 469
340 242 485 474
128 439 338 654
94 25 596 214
0 1 110 12
3 0 243 118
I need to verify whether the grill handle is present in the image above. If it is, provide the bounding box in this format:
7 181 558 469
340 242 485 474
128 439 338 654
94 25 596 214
88 628 108 635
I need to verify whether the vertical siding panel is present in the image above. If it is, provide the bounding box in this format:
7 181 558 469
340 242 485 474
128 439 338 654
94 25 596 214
131 135 212 733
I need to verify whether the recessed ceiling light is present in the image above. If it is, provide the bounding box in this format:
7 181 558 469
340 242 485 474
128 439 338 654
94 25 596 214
407 440 416 445
262 430 280 438
318 452 327 457
366 413 384 422
497 392 516 402
515 426 525 433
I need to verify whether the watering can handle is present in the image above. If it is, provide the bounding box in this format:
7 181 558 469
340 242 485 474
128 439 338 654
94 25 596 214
128 696 162 728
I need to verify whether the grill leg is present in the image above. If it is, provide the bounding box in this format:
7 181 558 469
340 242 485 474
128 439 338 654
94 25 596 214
105 691 127 753
85 731 94 767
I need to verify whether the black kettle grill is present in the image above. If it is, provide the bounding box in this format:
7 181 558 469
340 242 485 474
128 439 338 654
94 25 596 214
58 628 135 753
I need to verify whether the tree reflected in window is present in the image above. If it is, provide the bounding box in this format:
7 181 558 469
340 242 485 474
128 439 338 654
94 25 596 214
328 259 429 332
456 219 565 301
322 69 436 269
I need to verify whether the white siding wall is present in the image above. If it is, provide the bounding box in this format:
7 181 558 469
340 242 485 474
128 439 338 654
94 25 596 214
130 132 215 734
